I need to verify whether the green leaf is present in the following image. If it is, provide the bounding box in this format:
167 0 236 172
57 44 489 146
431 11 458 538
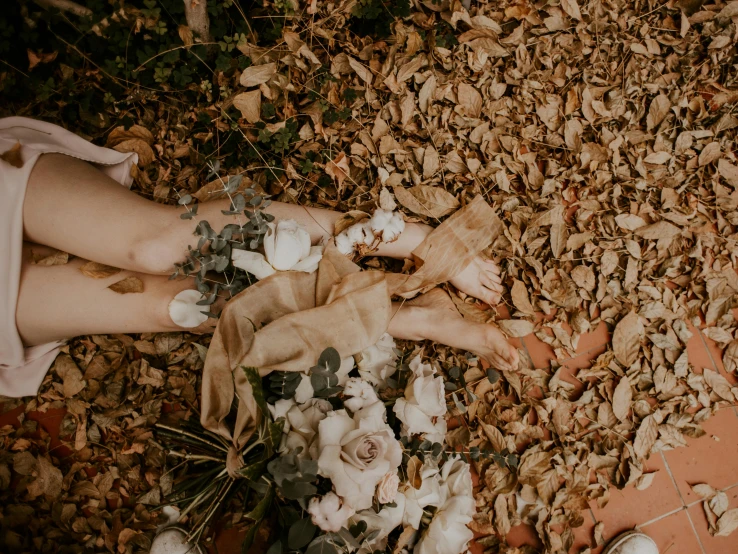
305 535 340 554
317 347 341 373
311 372 329 391
241 521 261 554
237 459 267 480
244 485 274 521
288 518 318 550
266 541 283 554
243 367 268 416
487 368 501 384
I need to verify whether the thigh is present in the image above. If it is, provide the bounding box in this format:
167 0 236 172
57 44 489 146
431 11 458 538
23 153 172 273
16 244 202 346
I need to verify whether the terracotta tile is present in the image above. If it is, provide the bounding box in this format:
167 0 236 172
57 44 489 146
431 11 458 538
686 324 717 374
575 322 611 356
663 408 738 505
592 454 683 539
638 509 705 554
506 522 543 550
522 332 557 370
570 509 601 554
688 486 738 554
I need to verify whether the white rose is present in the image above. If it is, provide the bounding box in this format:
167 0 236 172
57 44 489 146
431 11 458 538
268 397 332 459
343 378 379 412
356 333 398 389
307 492 355 533
376 471 400 504
352 492 406 553
294 356 355 404
382 212 405 242
393 356 447 443
317 408 402 511
231 220 323 279
168 290 208 328
438 456 473 504
402 459 443 529
413 496 475 554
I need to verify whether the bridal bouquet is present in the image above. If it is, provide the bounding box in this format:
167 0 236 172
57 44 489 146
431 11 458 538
263 341 476 554
157 340 476 554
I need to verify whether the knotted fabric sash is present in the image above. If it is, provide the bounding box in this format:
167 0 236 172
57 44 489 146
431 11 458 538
200 196 503 449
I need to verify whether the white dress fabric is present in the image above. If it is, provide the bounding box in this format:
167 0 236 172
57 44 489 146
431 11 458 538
0 117 137 397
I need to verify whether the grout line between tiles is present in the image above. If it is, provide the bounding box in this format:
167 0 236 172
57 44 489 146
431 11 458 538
636 505 685 529
660 451 687 507
683 504 709 554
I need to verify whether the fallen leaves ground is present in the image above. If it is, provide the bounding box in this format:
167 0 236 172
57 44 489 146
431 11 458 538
2 0 738 553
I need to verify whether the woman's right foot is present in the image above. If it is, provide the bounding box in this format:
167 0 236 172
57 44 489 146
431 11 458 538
393 289 519 372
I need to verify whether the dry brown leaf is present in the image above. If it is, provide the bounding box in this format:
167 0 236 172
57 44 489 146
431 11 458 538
615 214 647 231
53 354 86 398
498 319 535 337
239 62 276 87
723 340 738 374
633 414 658 459
646 94 671 130
511 279 536 315
113 139 155 166
612 377 632 421
0 142 23 168
79 261 121 279
32 248 69 266
333 211 370 235
422 147 440 178
325 152 350 192
233 90 262 123
612 311 644 367
458 83 482 118
699 142 722 166
718 159 738 188
692 483 718 499
634 221 680 241
106 125 154 147
347 56 373 85
703 368 735 401
26 456 63 500
715 509 738 537
394 185 459 218
561 0 582 20
108 276 144 294
635 472 657 490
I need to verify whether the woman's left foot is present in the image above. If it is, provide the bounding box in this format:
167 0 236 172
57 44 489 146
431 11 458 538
449 256 504 306
405 289 519 371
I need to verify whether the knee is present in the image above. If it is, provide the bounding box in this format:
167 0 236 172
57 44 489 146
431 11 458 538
129 233 181 275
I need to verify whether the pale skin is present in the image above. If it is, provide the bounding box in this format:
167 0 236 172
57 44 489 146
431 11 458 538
17 154 519 371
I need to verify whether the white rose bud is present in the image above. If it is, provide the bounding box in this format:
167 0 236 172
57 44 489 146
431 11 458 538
307 492 355 533
376 472 400 504
231 220 323 280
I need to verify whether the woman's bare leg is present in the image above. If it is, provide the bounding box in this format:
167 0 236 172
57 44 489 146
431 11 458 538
16 244 211 346
24 154 503 303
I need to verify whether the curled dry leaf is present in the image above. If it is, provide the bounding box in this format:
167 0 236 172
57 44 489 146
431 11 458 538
233 90 262 123
497 319 535 337
0 141 23 168
612 311 644 367
612 377 632 421
32 248 69 266
723 341 738 374
108 276 144 294
239 62 276 87
393 185 460 219
79 261 121 279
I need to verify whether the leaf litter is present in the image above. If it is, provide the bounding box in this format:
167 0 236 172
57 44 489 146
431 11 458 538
2 0 738 552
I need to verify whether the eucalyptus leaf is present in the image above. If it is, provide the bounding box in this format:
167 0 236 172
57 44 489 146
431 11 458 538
288 518 317 550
